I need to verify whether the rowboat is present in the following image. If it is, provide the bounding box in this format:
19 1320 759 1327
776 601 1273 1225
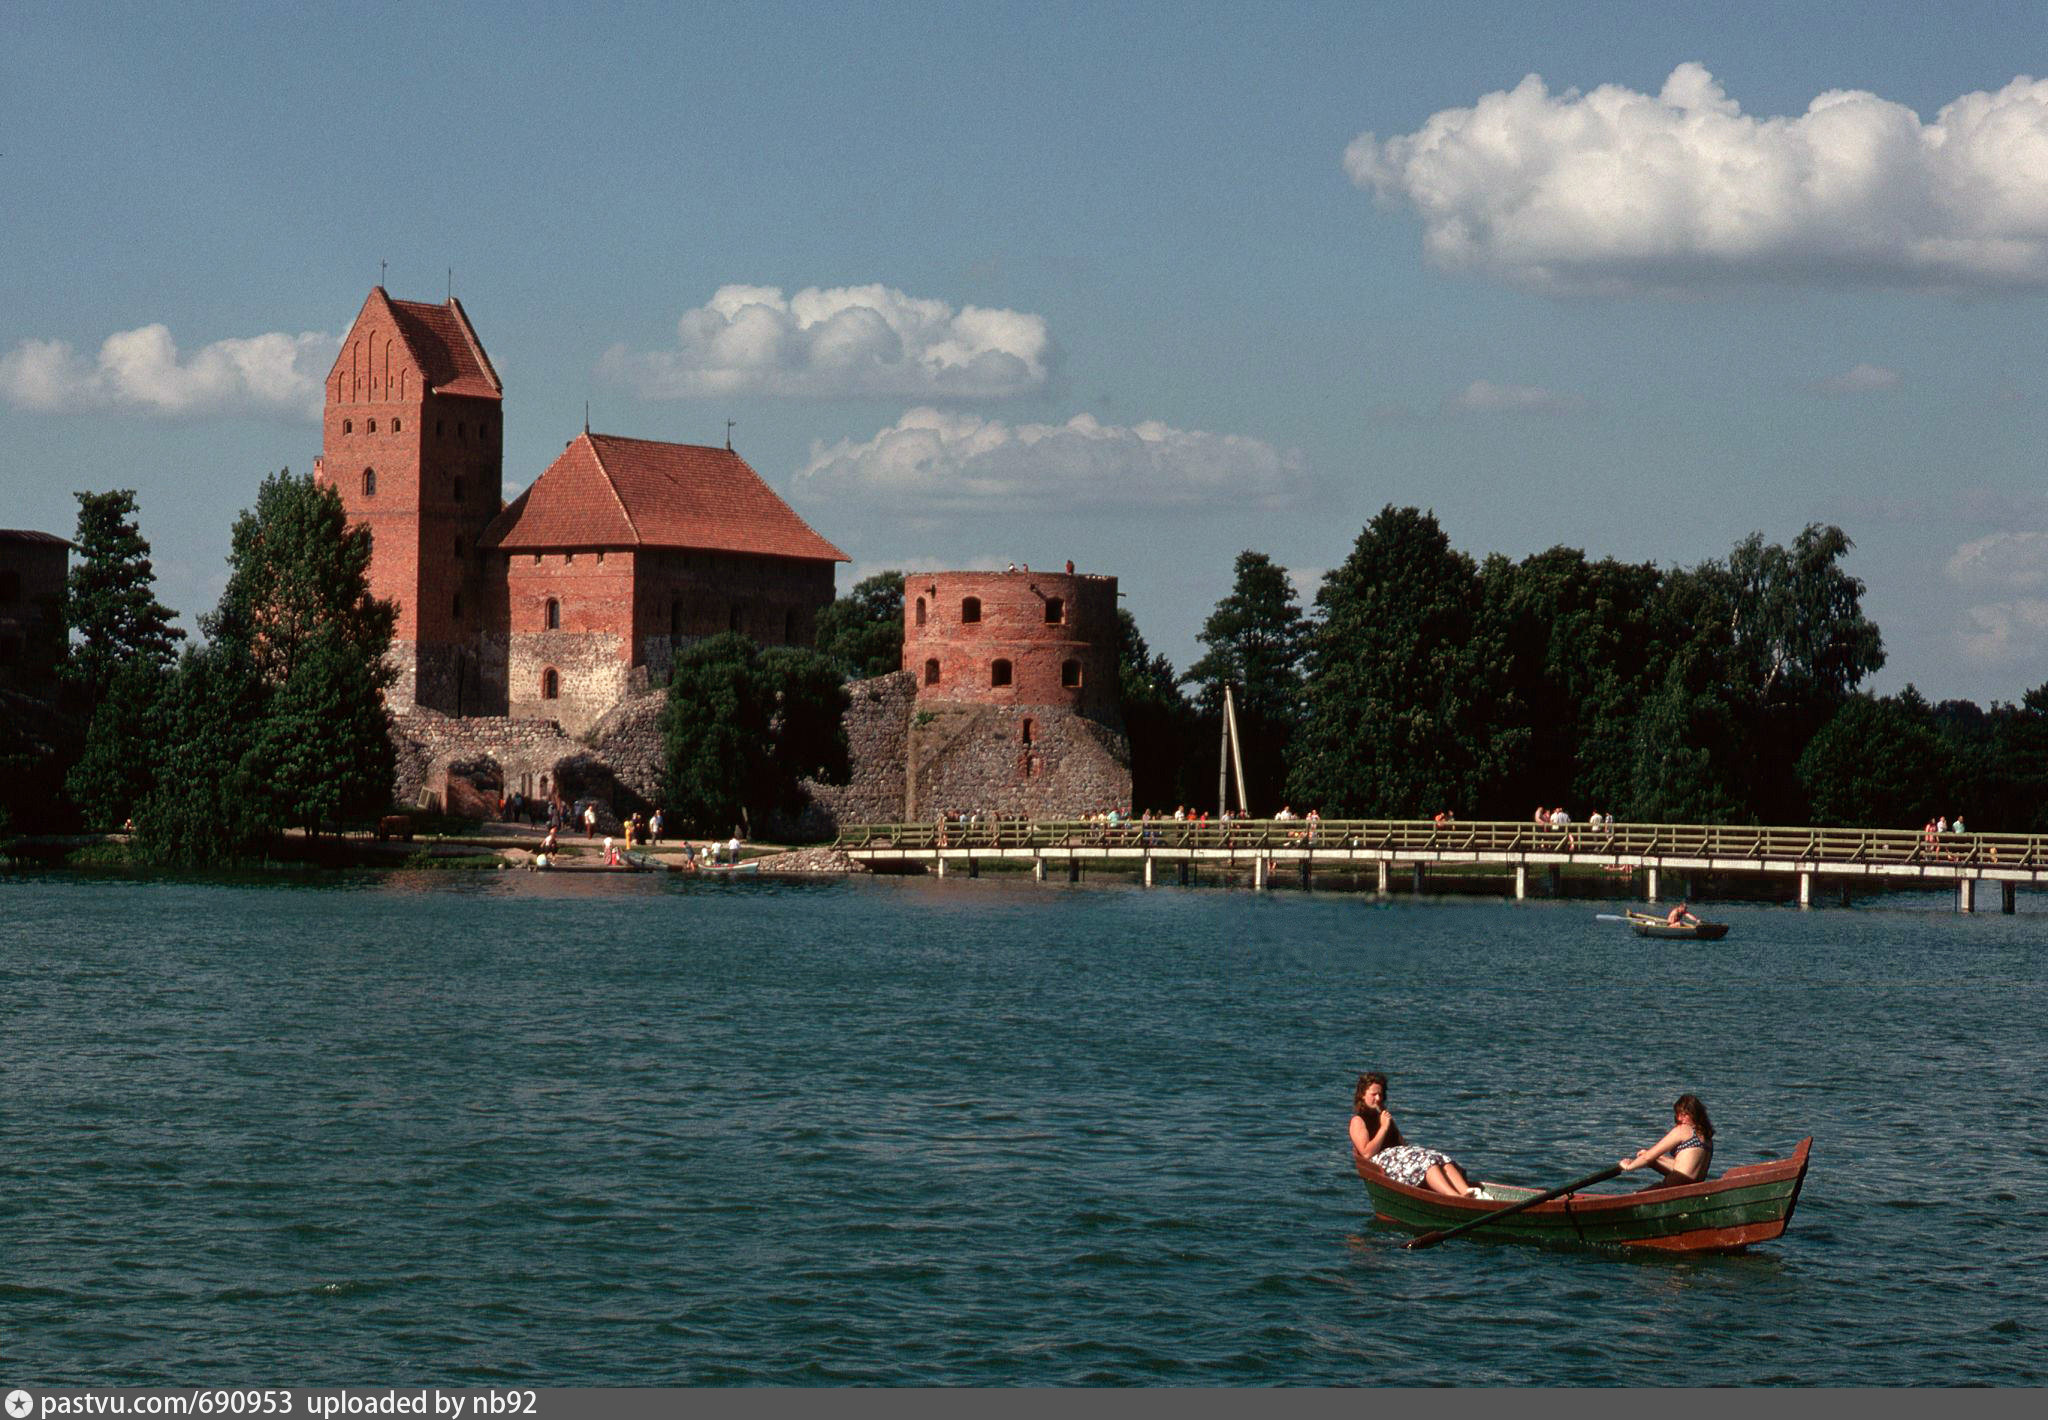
1356 1137 1812 1253
1625 909 1730 940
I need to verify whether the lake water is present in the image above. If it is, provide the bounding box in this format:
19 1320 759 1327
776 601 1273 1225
1 868 2042 1385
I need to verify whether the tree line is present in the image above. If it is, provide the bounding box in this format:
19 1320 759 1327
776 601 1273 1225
812 509 2048 831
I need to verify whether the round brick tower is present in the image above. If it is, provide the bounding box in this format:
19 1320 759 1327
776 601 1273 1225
903 567 1119 723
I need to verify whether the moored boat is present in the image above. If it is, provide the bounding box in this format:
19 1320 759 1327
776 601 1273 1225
1626 909 1730 940
1357 1136 1812 1253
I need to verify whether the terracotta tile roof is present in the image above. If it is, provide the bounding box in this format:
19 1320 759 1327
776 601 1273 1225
386 294 501 401
483 433 848 562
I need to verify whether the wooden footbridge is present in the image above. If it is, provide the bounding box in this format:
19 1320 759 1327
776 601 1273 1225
830 818 2044 912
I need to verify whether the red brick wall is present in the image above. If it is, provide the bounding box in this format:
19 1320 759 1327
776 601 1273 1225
903 569 1119 720
314 305 502 714
502 548 636 734
632 549 836 680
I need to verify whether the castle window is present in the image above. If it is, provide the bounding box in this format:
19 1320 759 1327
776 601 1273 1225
564 552 574 564
1044 597 1063 624
453 477 465 503
458 422 467 441
542 668 559 700
924 658 940 686
343 419 353 434
961 597 981 623
915 597 926 627
595 550 604 565
392 418 401 433
362 468 376 497
1062 659 1081 688
367 419 377 433
990 659 1012 688
545 599 560 630
1021 717 1034 745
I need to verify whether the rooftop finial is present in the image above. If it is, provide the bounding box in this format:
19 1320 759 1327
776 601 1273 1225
726 418 737 451
448 267 454 302
584 401 590 434
379 258 387 288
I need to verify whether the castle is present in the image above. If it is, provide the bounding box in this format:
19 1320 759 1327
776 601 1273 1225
310 287 845 737
308 286 1130 829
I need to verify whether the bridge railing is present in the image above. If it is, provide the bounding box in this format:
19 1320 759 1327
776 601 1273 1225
830 817 2047 868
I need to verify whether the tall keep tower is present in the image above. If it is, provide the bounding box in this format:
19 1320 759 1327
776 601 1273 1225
315 288 504 715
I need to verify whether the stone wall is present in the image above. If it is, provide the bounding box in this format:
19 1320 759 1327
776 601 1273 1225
391 708 619 830
906 702 1131 821
794 670 915 837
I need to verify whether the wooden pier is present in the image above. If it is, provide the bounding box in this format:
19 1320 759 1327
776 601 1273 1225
831 818 2042 912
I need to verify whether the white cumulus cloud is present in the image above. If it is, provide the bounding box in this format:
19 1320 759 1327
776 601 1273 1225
1947 532 2048 665
1946 531 2048 593
600 284 1054 399
1813 363 1901 395
0 324 337 418
796 408 1307 511
1958 598 2048 664
1346 65 2048 295
1446 379 1589 415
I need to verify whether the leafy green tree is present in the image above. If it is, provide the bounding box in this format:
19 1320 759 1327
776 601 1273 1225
1289 506 1520 816
813 570 906 679
1798 690 1956 828
1624 566 1749 823
1183 550 1308 813
661 633 849 834
63 489 183 705
133 644 271 866
1117 608 1198 811
66 656 173 829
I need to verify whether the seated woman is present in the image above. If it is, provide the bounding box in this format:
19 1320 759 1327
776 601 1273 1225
1620 1093 1715 1185
1350 1072 1480 1198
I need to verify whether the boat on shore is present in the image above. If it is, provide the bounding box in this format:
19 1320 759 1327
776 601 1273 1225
1356 1137 1812 1253
1625 909 1730 940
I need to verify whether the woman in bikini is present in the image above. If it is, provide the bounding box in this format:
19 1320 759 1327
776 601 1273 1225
1620 1093 1715 1185
1350 1072 1480 1198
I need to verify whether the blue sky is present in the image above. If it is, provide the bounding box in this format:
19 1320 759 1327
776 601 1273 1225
6 0 2048 703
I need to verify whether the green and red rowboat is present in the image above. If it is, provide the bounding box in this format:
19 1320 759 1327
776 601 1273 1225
1625 909 1731 941
1357 1137 1812 1253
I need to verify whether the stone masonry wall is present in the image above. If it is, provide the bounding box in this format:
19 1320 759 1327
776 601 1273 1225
906 702 1130 821
795 670 915 838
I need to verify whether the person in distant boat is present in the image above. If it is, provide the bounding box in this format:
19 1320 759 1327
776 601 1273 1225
1621 1094 1714 1185
1665 901 1701 928
1350 1072 1480 1198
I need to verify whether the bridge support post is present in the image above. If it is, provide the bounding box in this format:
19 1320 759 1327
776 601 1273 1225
1143 856 1154 887
968 855 979 879
1545 866 1562 897
1300 858 1312 890
1178 861 1190 887
1412 863 1426 895
1798 872 1812 909
935 854 946 879
1840 881 1852 908
1514 865 1527 900
1033 856 1046 882
1376 860 1390 894
1253 856 1268 891
1957 876 1976 913
1646 867 1659 901
1068 858 1080 884
2003 882 2017 914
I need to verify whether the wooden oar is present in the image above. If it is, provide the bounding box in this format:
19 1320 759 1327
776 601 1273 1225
1403 1164 1625 1251
1595 913 1630 922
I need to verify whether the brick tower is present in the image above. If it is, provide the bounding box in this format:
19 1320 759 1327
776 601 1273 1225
314 287 504 715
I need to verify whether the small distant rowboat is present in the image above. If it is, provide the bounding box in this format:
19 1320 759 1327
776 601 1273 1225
1357 1137 1812 1253
1626 909 1730 940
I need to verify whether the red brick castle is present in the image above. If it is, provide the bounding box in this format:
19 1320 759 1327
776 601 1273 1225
312 288 846 736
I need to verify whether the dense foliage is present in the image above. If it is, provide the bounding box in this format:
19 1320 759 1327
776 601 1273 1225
813 570 907 679
1182 550 1308 814
661 633 850 835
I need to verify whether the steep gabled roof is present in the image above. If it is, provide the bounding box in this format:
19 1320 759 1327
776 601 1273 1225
482 433 848 562
0 529 73 547
328 288 502 401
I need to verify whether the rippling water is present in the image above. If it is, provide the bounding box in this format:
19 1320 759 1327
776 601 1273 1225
1 868 2042 1384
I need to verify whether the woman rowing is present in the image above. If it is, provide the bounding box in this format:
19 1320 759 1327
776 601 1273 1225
1350 1072 1481 1198
1620 1093 1715 1185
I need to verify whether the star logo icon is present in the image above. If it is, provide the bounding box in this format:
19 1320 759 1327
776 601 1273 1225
5 1390 33 1419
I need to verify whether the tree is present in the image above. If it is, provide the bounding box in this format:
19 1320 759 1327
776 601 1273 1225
813 570 906 679
1289 507 1520 816
1798 690 1956 828
66 656 173 829
63 489 183 705
133 644 270 867
1117 608 1198 811
661 633 849 834
1183 550 1308 813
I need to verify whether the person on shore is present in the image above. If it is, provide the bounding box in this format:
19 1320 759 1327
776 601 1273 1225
583 803 597 839
650 809 664 845
1349 1072 1480 1198
1621 1094 1715 1185
1665 900 1701 928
